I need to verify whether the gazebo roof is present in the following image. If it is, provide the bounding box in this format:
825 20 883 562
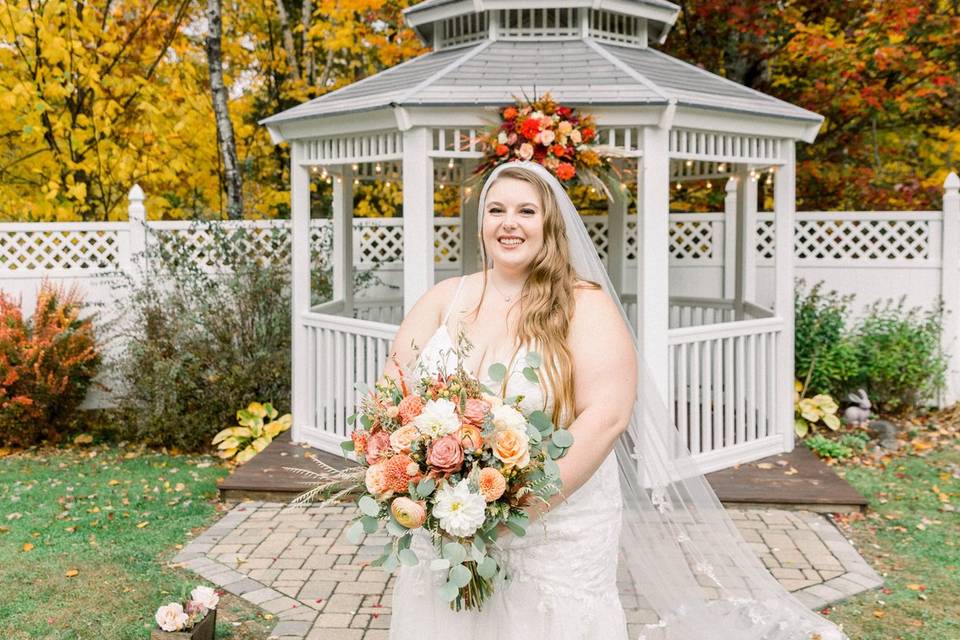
262 39 821 127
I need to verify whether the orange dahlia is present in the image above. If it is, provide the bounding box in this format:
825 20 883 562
397 395 424 425
478 467 507 502
382 453 420 494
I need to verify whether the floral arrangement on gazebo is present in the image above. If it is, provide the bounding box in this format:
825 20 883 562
476 92 621 197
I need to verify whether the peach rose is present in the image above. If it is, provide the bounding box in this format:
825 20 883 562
386 406 400 420
365 462 389 497
391 497 427 529
351 430 369 456
539 129 556 145
518 143 534 161
461 398 490 429
478 467 506 502
366 430 391 465
458 424 484 452
389 424 420 454
397 395 424 425
558 120 573 135
493 428 530 469
426 434 464 474
569 129 582 144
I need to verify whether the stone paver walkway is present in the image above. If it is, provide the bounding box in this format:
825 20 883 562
171 502 882 640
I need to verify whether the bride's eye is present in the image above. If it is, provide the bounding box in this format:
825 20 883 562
488 207 504 216
521 208 536 215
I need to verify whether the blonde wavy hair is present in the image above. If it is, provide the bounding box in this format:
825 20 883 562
474 166 600 426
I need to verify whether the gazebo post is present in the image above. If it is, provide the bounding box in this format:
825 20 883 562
773 143 797 452
460 159 481 274
734 167 758 320
606 158 628 296
332 165 354 316
289 142 312 442
723 177 738 300
637 127 671 398
402 127 435 313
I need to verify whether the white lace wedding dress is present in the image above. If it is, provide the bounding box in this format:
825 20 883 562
389 277 628 640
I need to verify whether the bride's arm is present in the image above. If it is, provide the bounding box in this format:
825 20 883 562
526 285 637 521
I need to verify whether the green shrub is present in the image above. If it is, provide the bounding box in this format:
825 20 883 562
107 223 293 451
849 298 946 413
804 434 854 460
794 280 859 397
0 283 101 446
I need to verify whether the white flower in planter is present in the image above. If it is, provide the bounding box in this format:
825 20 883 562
155 602 189 632
190 586 220 611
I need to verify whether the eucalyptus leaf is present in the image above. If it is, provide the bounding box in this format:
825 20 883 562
360 415 373 430
442 541 467 565
430 558 451 572
552 429 574 449
544 457 560 479
525 351 542 368
346 414 357 426
361 515 379 534
504 520 527 537
416 477 436 498
528 410 553 433
477 556 498 579
398 533 412 550
472 537 486 555
345 520 365 544
382 553 399 573
526 425 542 445
522 366 539 383
398 548 419 567
439 581 460 602
386 518 408 537
358 496 381 517
487 362 507 383
449 564 472 589
547 442 564 459
340 439 355 453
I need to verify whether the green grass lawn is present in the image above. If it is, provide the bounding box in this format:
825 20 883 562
818 437 960 639
0 444 274 640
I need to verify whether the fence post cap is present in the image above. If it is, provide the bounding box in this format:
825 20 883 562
945 172 959 191
128 184 145 201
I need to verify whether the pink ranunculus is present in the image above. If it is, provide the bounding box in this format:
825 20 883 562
391 496 427 529
518 143 534 160
461 398 491 429
366 430 391 464
426 434 464 474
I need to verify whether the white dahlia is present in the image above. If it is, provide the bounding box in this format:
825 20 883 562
413 398 461 438
491 404 526 434
433 479 487 538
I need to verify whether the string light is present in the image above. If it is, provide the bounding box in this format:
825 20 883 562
385 180 391 187
464 187 472 195
717 163 726 172
685 160 693 167
439 184 445 191
353 179 360 186
375 163 382 173
675 182 682 190
310 166 318 174
706 181 712 189
448 159 455 169
352 164 359 172
336 177 342 184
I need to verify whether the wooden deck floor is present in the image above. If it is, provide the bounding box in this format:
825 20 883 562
218 432 868 512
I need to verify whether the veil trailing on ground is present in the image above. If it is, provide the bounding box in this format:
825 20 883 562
475 161 848 640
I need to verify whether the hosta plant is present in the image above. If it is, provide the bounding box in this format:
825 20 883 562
212 401 291 463
794 380 841 438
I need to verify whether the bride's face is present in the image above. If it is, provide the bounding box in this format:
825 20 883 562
481 177 545 272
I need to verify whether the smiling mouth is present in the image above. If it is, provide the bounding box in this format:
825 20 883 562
498 237 524 247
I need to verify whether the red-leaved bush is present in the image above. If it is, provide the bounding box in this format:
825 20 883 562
0 282 100 446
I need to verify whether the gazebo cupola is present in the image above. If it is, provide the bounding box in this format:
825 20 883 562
403 0 680 51
263 0 824 475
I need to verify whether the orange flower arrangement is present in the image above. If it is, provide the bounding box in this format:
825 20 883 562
477 91 616 190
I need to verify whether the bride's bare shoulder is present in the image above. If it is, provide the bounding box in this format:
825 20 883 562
570 281 628 339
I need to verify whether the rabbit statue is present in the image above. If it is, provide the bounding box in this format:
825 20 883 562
843 388 872 428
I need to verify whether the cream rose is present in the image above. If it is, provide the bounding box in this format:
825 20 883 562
190 586 219 610
389 425 420 454
491 405 526 434
155 603 189 632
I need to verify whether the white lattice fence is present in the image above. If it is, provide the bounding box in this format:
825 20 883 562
0 223 125 273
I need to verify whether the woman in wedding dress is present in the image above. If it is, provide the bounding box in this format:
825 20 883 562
383 161 849 640
386 165 636 639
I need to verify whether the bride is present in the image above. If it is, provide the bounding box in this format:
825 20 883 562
382 161 849 640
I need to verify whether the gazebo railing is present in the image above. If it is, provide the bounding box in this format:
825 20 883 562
667 317 785 471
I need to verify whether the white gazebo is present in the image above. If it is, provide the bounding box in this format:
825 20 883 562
263 0 823 473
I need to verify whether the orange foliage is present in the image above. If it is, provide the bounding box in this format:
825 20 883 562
0 282 101 446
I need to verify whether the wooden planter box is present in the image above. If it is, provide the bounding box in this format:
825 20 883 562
150 609 216 640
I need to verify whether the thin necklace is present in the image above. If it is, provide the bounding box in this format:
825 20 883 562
489 273 524 302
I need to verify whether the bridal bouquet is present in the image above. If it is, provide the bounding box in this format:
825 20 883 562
290 343 573 612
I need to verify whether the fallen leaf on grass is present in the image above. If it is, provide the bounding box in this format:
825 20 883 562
22 543 33 552
73 434 93 445
873 609 885 618
136 521 149 528
6 512 22 520
65 569 79 578
906 584 926 591
108 479 120 486
756 463 775 469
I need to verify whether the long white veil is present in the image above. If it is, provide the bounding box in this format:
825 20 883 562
475 161 849 640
